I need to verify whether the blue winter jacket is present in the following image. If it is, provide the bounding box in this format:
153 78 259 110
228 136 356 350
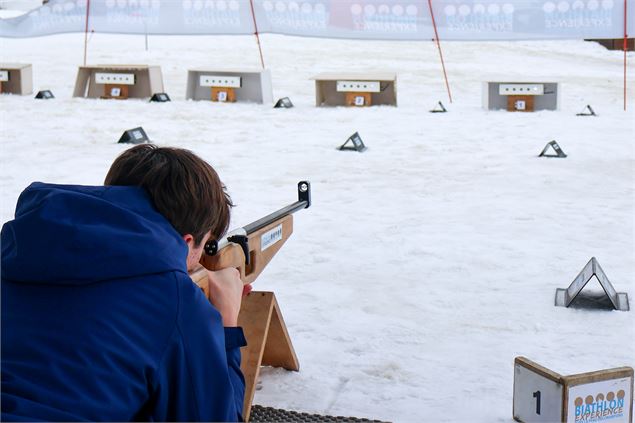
1 182 246 421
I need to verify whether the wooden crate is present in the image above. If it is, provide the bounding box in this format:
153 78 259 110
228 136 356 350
103 84 129 100
186 69 273 104
507 95 535 112
211 87 237 102
483 82 559 112
587 38 634 51
73 65 164 99
0 63 33 95
311 73 397 107
345 91 372 107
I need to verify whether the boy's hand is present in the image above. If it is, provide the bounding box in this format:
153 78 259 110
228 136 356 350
206 268 243 327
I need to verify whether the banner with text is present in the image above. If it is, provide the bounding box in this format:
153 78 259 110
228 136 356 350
1 0 633 40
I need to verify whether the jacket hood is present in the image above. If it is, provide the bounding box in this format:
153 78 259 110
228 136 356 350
1 182 188 285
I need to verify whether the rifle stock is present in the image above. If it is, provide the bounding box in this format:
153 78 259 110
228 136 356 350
190 181 310 294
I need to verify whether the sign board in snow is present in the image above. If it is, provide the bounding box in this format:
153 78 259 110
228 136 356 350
514 357 633 423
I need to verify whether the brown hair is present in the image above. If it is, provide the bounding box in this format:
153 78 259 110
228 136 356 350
105 144 233 245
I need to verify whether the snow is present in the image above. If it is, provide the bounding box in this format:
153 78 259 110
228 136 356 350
1 32 634 422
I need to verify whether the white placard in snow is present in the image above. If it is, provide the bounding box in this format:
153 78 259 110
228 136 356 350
513 362 564 423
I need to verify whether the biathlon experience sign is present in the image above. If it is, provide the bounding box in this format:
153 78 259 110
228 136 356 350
568 379 631 423
1 0 633 40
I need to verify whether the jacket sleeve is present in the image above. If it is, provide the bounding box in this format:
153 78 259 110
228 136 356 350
148 275 247 422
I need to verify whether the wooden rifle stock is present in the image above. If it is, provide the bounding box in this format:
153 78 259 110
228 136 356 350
192 215 294 296
189 181 310 294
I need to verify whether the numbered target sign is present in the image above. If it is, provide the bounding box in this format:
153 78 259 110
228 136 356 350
513 357 633 423
513 357 564 422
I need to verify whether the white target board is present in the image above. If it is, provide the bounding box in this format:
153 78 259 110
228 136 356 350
95 72 135 85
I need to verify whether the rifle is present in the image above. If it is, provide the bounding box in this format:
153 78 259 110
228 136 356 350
189 181 311 295
189 181 311 421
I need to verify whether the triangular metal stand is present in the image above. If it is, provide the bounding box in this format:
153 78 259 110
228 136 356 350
539 140 567 158
576 104 597 116
274 97 294 108
238 291 299 421
35 90 54 99
429 101 447 113
118 127 150 144
149 92 171 102
555 257 629 311
338 132 367 152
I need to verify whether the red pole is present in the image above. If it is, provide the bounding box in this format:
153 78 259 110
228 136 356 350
624 0 627 111
83 0 91 66
249 0 266 69
427 0 453 103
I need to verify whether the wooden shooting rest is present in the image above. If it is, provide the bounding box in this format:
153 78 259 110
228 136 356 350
189 214 299 421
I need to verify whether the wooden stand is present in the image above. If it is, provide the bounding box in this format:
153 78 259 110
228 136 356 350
211 87 236 102
186 69 273 104
312 73 398 107
72 65 164 99
483 82 559 112
345 92 372 107
508 95 534 112
239 291 299 421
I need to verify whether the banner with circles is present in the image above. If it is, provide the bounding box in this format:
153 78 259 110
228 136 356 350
1 0 633 40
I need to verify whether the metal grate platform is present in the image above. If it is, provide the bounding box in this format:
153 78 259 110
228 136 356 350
250 405 390 423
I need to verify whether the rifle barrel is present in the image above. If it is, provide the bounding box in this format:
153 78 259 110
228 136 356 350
244 181 310 234
206 181 310 256
243 200 308 235
243 181 310 234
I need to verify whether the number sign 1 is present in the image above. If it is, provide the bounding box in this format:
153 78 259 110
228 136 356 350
514 357 564 422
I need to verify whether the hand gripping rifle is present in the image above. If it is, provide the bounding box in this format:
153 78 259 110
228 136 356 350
189 181 311 295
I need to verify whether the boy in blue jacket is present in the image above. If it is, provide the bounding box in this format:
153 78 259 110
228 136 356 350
1 144 247 421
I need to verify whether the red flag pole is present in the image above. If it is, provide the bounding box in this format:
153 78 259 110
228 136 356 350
83 0 91 66
427 0 452 103
249 0 266 69
623 0 628 111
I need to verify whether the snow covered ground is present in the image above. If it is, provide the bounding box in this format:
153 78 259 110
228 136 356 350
1 32 634 422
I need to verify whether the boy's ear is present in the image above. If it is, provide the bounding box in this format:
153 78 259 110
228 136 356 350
182 234 195 247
